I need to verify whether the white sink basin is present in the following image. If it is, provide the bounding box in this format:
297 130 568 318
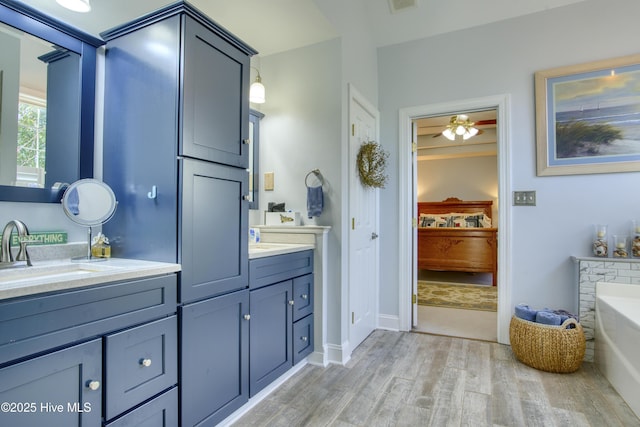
0 262 123 285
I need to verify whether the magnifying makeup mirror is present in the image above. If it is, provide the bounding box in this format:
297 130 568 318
62 179 117 261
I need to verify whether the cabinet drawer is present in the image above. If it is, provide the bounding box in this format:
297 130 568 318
106 387 178 427
0 274 177 366
249 250 313 289
293 273 313 322
293 315 314 365
105 315 178 419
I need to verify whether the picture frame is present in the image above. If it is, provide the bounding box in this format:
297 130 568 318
535 53 640 176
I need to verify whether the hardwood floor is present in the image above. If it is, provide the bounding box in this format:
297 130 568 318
232 330 639 427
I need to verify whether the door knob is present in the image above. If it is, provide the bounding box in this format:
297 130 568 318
371 232 379 240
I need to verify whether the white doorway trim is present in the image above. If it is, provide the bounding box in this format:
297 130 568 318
398 94 513 344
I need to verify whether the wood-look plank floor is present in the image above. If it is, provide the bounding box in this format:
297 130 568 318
232 330 640 427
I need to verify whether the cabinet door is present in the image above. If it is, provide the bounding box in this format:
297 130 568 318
180 158 248 303
181 15 250 168
181 290 249 427
249 280 293 397
0 339 102 427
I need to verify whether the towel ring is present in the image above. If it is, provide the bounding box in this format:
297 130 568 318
305 169 324 188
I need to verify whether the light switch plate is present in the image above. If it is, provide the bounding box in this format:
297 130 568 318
513 190 536 206
264 172 274 191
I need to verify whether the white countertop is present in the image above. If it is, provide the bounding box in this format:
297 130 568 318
248 242 314 259
0 258 181 301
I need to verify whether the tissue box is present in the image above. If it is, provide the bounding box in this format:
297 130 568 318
264 211 301 226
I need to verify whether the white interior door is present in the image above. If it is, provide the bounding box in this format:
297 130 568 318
349 86 379 351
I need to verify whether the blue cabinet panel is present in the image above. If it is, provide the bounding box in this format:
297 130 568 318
105 315 178 419
293 315 314 365
0 339 102 427
182 16 249 168
102 15 180 264
181 290 249 426
0 274 177 366
106 387 178 427
249 250 314 289
180 158 248 303
249 280 292 396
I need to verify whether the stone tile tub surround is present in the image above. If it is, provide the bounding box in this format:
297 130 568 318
573 256 640 361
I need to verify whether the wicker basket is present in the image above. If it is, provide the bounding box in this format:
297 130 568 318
509 315 586 373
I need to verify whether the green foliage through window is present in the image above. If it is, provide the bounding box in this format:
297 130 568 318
17 102 47 169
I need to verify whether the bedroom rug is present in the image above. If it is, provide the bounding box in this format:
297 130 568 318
418 281 497 312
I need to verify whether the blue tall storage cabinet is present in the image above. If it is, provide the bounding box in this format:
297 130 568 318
101 2 257 425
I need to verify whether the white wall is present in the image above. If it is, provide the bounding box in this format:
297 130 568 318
254 39 345 349
378 0 640 318
418 156 498 221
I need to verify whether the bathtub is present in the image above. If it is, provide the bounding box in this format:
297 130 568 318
595 282 640 418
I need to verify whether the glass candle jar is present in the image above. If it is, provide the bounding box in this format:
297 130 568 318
633 220 640 258
613 235 629 258
592 224 608 257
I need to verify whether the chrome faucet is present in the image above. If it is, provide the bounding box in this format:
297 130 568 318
0 220 32 267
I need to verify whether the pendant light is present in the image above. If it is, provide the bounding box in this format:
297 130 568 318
249 67 266 104
56 0 91 12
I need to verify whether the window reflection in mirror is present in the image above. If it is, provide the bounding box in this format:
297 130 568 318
0 20 80 190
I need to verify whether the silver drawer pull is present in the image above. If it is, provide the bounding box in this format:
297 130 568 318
140 358 152 368
244 314 251 320
301 294 308 300
242 138 250 145
288 300 295 306
300 336 308 342
87 380 101 391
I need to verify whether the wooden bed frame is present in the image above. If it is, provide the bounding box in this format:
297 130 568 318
417 198 497 286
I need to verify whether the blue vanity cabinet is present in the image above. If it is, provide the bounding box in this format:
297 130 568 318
102 2 253 304
180 289 250 427
248 250 314 396
0 273 179 427
0 339 102 427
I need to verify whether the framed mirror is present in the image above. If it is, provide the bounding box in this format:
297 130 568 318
248 109 264 210
0 0 102 203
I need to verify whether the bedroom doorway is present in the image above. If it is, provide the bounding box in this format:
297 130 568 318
412 110 498 341
398 94 512 344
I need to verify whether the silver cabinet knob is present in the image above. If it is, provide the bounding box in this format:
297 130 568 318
371 232 379 240
242 194 251 201
242 138 250 145
244 314 251 320
301 294 308 300
140 358 152 367
87 380 100 391
288 300 295 306
300 336 308 342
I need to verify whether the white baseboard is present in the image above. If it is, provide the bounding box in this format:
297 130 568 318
378 313 400 331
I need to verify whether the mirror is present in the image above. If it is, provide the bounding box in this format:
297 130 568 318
62 179 117 261
248 109 264 210
0 0 102 203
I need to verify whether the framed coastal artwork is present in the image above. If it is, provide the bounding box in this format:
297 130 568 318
535 53 640 176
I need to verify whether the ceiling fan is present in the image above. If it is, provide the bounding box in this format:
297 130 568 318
433 114 496 140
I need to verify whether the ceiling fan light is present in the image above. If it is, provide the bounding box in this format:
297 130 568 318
56 0 91 12
455 125 466 135
467 127 479 137
442 128 455 140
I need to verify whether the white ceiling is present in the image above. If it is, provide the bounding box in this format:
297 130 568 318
14 0 585 56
